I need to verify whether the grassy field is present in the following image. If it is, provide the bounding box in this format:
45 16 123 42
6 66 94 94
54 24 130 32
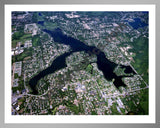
12 48 33 63
12 33 32 48
44 21 58 30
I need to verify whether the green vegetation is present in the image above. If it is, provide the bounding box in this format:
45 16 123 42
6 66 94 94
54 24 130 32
56 88 84 114
12 76 25 93
117 34 149 115
63 100 79 114
12 31 24 40
91 110 97 115
139 89 149 115
12 32 32 48
78 103 85 114
32 13 38 23
110 103 121 115
41 12 53 16
41 34 49 42
86 64 93 74
32 35 41 47
14 73 19 79
12 87 19 93
18 98 25 112
97 79 102 86
52 107 57 115
12 25 16 31
18 97 25 102
12 48 33 63
114 66 126 76
121 89 148 115
77 35 85 42
16 25 25 32
44 21 57 30
130 36 148 84
11 11 149 116
120 107 125 114
39 80 51 94
118 35 148 84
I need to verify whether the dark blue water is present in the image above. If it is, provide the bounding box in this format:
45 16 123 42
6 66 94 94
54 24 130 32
37 21 44 26
29 51 74 94
128 18 148 29
29 28 135 95
38 12 42 16
142 11 148 14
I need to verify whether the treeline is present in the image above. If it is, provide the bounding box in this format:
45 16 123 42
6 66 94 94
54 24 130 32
12 31 24 40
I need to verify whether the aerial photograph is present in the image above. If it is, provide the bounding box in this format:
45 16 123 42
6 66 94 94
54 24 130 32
11 11 149 115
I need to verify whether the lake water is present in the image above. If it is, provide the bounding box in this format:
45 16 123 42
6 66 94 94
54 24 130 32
128 18 148 29
38 12 42 16
29 28 135 95
37 21 44 26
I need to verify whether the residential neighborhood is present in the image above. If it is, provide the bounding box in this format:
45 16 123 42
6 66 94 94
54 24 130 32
11 11 149 115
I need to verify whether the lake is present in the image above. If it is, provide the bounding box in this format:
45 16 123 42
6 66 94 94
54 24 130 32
29 28 135 95
128 18 148 29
